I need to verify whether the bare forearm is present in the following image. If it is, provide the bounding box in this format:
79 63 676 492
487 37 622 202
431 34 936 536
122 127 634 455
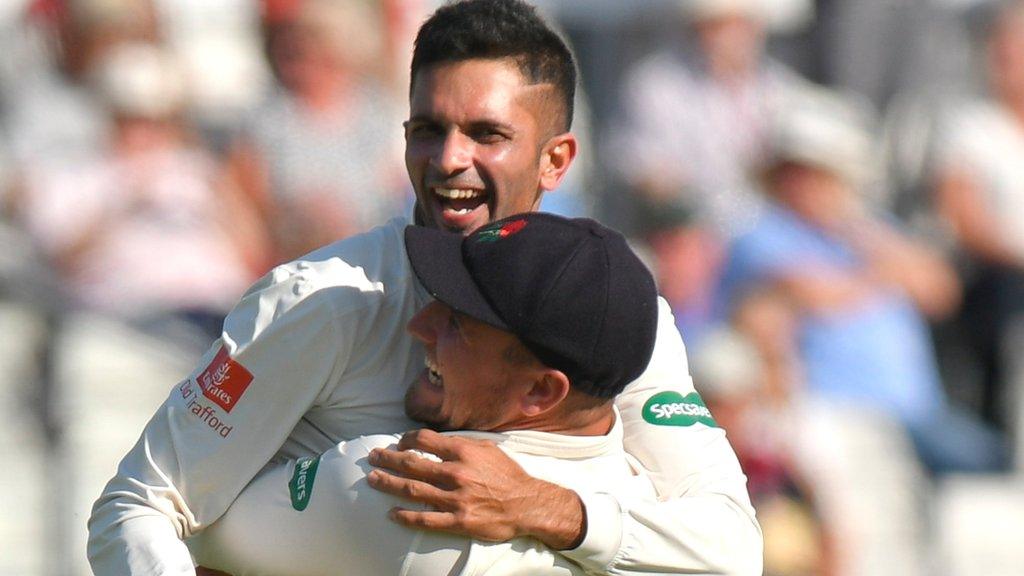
937 168 1024 268
851 220 961 317
775 273 875 314
367 432 587 549
517 480 586 550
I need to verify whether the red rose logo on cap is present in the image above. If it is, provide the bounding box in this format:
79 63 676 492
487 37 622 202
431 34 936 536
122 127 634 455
476 219 528 243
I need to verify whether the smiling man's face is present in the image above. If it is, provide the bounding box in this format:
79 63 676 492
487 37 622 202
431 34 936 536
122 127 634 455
404 58 573 234
403 300 537 432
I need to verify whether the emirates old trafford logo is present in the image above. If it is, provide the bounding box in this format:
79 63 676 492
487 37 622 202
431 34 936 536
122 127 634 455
642 391 718 427
196 345 254 413
476 219 528 243
289 455 321 511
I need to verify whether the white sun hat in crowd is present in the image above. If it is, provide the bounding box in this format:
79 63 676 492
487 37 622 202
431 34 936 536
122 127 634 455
91 42 187 119
764 86 879 187
679 0 814 33
679 0 766 21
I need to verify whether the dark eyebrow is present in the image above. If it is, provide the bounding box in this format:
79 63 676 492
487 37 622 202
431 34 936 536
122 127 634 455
404 116 442 131
405 115 515 134
466 120 515 134
405 114 436 125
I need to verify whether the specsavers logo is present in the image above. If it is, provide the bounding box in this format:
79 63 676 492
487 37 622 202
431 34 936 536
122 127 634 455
642 391 718 427
289 455 321 511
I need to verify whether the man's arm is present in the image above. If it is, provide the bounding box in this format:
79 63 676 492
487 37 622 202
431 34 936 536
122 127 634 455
189 435 467 576
583 297 762 573
193 433 605 576
369 298 763 575
87 264 353 575
366 431 586 550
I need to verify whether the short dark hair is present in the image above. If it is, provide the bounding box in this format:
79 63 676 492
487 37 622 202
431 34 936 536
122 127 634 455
411 0 577 132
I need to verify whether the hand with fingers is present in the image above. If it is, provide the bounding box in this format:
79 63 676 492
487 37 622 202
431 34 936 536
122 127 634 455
367 429 587 550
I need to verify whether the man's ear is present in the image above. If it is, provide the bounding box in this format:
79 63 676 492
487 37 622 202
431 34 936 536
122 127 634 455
520 369 571 418
538 132 578 193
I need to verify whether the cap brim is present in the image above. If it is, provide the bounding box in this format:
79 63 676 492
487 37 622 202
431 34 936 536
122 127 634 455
404 226 509 330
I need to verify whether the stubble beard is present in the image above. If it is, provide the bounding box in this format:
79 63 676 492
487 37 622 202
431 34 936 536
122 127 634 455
403 384 449 432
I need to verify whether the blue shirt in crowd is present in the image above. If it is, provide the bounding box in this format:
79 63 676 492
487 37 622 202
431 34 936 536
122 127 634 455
716 205 946 425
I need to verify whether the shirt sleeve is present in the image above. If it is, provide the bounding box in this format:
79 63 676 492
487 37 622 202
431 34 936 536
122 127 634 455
564 298 763 575
192 436 590 576
87 263 359 575
191 435 477 576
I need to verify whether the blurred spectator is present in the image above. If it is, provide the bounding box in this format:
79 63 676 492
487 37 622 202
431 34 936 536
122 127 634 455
9 43 267 345
640 200 724 348
1 0 158 167
226 0 409 265
731 284 802 411
717 87 1009 475
691 327 836 576
607 0 811 237
930 0 1024 436
379 0 431 97
151 0 271 151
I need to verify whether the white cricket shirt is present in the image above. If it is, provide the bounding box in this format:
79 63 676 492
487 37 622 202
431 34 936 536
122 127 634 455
190 414 656 576
88 217 762 575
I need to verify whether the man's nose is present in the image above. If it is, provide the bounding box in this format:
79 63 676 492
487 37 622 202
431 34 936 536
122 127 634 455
433 131 473 174
407 300 444 343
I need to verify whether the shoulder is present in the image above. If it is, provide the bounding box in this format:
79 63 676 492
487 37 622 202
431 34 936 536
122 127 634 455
280 216 411 300
722 209 825 287
224 217 417 339
299 216 411 288
323 434 402 461
733 207 812 253
618 297 696 399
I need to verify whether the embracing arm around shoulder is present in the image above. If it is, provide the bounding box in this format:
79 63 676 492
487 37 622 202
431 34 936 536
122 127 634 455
87 266 352 575
370 298 763 576
564 298 763 575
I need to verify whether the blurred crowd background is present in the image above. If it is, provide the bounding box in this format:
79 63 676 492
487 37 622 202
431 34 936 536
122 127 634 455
1 0 1023 574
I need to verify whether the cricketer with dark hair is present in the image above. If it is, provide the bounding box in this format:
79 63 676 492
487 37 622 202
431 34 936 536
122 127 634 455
88 1 762 574
410 0 576 135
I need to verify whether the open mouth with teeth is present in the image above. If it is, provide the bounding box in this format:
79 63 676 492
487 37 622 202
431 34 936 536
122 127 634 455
432 187 488 228
424 355 443 388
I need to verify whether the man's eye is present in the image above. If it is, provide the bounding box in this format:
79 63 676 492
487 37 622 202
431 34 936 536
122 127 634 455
407 123 443 138
448 311 472 342
472 129 505 143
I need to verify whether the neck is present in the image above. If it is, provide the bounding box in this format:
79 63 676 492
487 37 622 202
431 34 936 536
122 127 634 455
567 409 616 436
495 404 615 437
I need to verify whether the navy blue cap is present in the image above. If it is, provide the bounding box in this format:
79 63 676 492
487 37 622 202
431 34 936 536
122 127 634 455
405 213 658 399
